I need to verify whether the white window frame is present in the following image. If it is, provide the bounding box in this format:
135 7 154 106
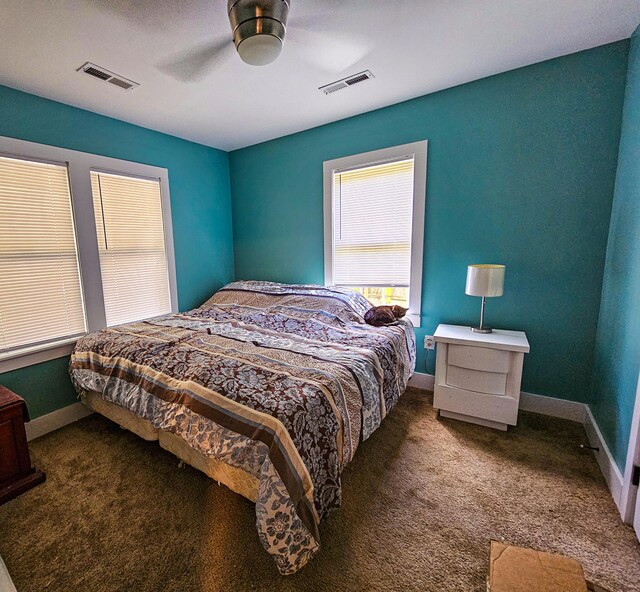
323 140 427 327
0 135 178 372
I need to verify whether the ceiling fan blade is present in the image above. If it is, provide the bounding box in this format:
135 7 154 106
158 39 234 82
287 27 374 74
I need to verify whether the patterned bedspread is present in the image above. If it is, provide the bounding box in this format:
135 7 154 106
69 281 416 574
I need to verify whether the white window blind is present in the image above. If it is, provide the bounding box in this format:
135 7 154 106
91 171 171 327
332 157 415 288
0 155 86 355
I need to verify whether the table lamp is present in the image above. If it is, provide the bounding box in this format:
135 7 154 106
465 264 505 333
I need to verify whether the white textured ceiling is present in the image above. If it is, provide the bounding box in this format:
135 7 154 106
0 0 638 151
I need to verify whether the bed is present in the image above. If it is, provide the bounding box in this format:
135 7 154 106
69 281 416 574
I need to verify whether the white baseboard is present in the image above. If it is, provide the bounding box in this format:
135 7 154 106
519 391 587 423
408 371 434 390
26 401 93 442
583 406 625 516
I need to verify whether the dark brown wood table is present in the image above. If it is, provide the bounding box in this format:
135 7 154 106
0 385 46 504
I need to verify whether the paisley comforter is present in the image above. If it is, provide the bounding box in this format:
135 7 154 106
69 281 416 574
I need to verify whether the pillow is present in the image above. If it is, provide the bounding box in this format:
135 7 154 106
201 281 372 323
364 305 408 327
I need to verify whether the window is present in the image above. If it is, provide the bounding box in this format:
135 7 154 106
0 135 177 372
323 141 427 325
0 156 86 355
91 172 171 326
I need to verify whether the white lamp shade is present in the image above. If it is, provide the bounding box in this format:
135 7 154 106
465 264 505 297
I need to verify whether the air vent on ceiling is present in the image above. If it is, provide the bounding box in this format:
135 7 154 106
77 62 139 91
319 70 374 95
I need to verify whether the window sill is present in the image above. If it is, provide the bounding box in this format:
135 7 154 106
407 314 421 328
0 337 80 373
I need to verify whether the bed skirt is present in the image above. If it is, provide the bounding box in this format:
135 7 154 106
80 390 259 502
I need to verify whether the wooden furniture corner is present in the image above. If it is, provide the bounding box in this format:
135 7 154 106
0 385 46 504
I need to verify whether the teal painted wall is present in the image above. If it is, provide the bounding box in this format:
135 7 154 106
0 41 632 424
0 84 235 418
229 42 629 403
591 28 640 470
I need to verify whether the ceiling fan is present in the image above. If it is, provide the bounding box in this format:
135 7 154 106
160 0 374 82
228 0 290 66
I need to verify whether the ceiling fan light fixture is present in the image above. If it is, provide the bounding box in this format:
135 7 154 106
237 34 283 66
228 0 290 66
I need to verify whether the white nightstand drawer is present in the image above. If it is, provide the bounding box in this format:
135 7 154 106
434 385 519 426
448 344 510 373
446 364 507 396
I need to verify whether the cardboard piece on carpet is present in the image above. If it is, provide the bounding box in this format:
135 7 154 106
488 540 588 592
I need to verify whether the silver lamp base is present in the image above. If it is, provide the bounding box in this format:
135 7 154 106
471 296 493 334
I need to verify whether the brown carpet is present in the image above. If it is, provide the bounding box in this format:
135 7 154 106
1 388 638 592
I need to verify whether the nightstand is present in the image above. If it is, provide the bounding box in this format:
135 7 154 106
433 324 530 430
0 386 46 504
